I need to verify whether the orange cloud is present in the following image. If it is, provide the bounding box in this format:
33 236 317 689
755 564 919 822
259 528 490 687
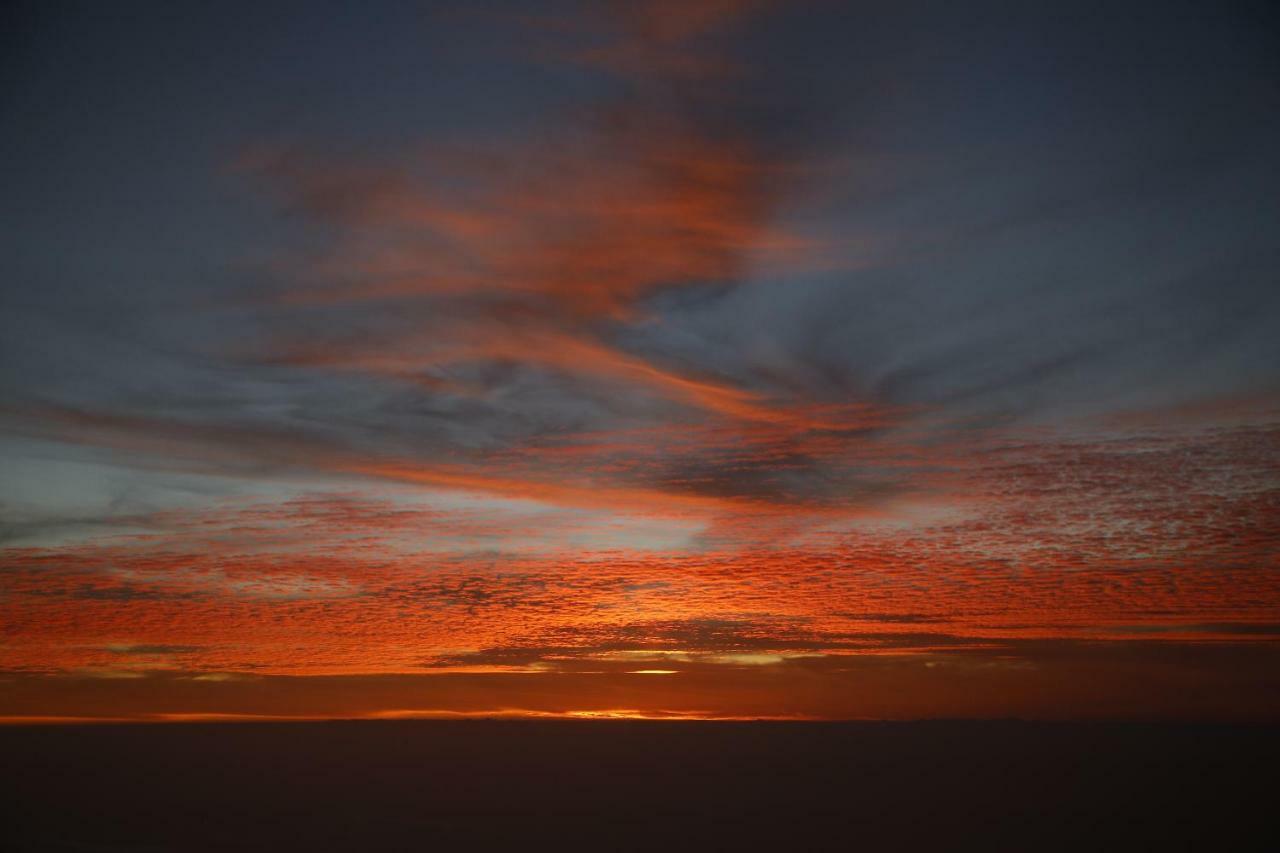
4 421 1277 694
234 0 844 448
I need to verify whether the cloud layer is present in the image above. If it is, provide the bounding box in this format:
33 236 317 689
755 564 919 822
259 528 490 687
2 0 1279 720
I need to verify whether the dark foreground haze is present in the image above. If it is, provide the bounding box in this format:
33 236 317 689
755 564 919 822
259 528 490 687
5 720 1277 851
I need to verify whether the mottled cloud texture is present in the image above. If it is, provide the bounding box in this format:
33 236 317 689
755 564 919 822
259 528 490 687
2 0 1279 721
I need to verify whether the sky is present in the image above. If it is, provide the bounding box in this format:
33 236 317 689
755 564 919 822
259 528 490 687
2 0 1279 722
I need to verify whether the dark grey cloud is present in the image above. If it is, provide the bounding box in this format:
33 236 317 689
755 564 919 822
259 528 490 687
103 644 204 656
420 626 1280 672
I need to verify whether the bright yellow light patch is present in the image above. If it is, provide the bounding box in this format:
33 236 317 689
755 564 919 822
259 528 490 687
627 669 679 675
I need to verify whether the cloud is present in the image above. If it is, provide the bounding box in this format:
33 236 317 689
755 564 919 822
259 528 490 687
2 0 1279 720
3 418 1276 689
103 644 203 655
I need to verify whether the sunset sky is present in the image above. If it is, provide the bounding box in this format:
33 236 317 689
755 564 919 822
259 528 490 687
3 0 1279 722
